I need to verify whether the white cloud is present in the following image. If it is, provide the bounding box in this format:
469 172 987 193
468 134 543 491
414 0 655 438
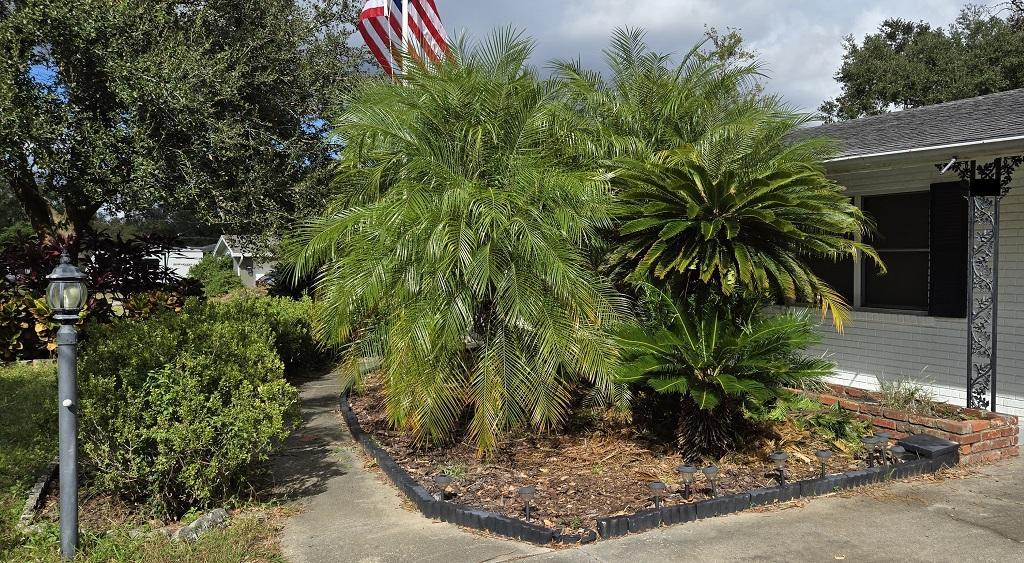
433 0 966 110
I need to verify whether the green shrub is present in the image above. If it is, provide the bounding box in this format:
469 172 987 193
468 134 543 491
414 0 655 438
79 303 298 517
188 255 243 297
203 295 334 375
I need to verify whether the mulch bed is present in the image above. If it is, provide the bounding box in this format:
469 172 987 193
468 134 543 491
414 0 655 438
349 379 869 536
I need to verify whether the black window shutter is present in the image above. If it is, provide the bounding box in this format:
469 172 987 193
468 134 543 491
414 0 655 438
929 181 969 317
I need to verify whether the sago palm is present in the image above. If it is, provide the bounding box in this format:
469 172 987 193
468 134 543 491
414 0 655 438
617 293 833 458
557 29 882 330
611 114 882 330
284 29 625 453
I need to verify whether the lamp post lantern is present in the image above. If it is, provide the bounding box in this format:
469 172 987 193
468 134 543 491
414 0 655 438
46 250 88 561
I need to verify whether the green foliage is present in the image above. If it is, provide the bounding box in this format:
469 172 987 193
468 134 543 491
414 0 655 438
879 376 939 417
820 4 1024 121
612 137 880 331
8 513 285 562
204 295 335 375
79 302 298 517
0 0 369 243
552 28 764 161
286 29 625 453
0 290 55 361
554 28 881 331
0 362 56 559
188 255 243 298
748 394 868 450
616 292 833 457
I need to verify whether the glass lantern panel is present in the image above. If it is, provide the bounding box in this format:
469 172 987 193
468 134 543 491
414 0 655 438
64 282 86 309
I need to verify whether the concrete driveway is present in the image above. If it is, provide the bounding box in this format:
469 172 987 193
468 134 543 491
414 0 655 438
278 372 1024 563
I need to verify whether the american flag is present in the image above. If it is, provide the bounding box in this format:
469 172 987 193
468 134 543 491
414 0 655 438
358 0 449 76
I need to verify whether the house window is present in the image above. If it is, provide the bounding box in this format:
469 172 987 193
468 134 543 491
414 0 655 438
861 192 930 310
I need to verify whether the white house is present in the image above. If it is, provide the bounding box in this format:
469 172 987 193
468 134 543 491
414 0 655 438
212 235 276 288
792 88 1024 416
157 246 210 278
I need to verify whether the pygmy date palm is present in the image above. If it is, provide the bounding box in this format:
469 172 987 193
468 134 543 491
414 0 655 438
285 30 625 453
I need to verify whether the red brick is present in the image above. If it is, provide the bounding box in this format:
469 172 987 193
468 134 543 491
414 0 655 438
892 431 908 440
959 444 972 455
895 421 911 432
935 419 972 435
838 399 861 412
973 437 1012 453
1000 446 1020 458
818 394 840 407
999 427 1018 438
981 450 1002 462
882 408 909 422
861 403 882 416
873 418 897 431
952 433 981 445
909 414 940 428
845 387 867 398
968 419 991 432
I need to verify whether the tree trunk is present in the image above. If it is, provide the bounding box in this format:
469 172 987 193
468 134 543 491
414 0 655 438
9 151 59 245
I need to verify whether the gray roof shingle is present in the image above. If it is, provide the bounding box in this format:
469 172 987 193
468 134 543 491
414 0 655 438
790 88 1024 159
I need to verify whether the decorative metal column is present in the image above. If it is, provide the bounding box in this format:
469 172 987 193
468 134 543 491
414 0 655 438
938 156 1023 411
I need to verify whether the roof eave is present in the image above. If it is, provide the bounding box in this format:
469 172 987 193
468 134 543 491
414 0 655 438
825 135 1024 174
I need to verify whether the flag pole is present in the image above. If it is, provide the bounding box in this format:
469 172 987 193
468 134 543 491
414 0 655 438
402 0 410 66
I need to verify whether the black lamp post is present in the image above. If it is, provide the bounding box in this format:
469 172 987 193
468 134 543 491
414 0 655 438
46 250 88 561
518 485 536 522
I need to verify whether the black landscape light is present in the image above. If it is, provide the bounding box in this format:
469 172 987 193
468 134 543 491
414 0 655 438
432 474 452 501
649 481 668 508
769 451 788 486
46 249 88 561
815 449 833 479
677 464 697 499
862 435 880 467
518 485 537 521
702 465 719 497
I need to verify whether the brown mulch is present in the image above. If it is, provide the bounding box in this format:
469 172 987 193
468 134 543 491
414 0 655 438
349 379 869 536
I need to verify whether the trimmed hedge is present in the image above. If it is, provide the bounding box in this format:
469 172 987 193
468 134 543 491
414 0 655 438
79 299 300 517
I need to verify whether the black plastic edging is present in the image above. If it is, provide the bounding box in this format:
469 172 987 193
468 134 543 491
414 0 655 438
596 445 958 539
340 394 583 545
340 393 957 545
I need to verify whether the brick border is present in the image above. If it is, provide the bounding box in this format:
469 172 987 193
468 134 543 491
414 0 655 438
340 393 960 544
802 384 1019 464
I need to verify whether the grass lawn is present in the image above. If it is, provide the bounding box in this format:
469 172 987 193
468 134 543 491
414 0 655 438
1 362 57 558
0 362 286 562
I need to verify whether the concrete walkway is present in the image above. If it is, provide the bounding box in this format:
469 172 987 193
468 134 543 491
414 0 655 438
278 372 1024 563
277 372 549 563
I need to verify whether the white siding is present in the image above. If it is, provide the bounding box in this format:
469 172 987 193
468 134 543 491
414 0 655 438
808 155 1024 416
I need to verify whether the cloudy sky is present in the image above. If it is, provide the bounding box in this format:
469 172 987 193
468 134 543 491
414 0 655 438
431 0 966 112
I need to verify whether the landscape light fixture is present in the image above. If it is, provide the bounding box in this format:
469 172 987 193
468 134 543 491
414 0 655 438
46 249 88 561
432 474 453 501
518 485 537 522
814 449 833 479
889 445 906 464
769 451 788 486
649 481 669 508
677 464 697 499
702 465 719 497
862 435 880 467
